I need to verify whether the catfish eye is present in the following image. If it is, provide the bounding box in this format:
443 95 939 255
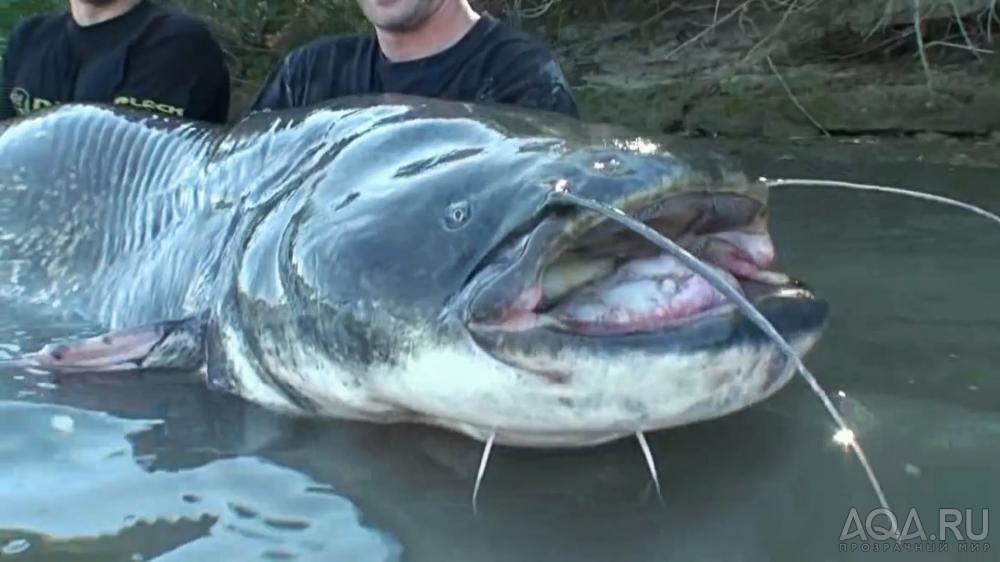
445 201 471 229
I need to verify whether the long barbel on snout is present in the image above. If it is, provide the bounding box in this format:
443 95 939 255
763 178 1000 226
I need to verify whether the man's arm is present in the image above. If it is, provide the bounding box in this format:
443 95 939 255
488 39 580 119
114 17 231 123
249 38 354 114
0 21 29 121
0 50 16 120
248 59 293 113
248 47 312 113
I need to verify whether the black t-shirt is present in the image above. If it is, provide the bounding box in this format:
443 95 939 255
250 15 579 119
0 0 230 123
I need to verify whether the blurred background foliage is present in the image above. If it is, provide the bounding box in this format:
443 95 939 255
0 0 62 48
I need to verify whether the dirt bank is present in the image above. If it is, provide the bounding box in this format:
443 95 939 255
154 0 999 145
540 0 1000 141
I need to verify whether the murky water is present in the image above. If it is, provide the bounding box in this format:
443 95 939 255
1 139 998 561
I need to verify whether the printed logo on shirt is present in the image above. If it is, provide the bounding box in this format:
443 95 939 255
8 88 54 116
113 96 185 117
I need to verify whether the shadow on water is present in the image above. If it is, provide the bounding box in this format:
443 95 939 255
1 140 998 561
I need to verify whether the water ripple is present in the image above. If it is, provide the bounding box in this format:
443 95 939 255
0 400 402 561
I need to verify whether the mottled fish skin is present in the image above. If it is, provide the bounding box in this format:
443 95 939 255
0 96 752 349
0 96 826 448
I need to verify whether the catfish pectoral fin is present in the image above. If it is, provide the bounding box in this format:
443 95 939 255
1 315 207 374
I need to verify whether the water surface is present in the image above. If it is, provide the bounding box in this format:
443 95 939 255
1 139 998 561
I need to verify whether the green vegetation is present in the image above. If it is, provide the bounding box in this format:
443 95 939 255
0 0 61 49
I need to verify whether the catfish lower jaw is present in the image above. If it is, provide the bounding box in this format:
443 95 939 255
466 286 827 383
466 278 816 339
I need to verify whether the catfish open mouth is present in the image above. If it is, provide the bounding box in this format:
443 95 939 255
465 189 823 346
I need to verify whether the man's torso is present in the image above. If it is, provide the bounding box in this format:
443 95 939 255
251 15 579 118
1 0 228 122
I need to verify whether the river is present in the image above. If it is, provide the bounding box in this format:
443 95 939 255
1 136 997 561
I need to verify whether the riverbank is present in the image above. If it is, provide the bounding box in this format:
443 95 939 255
544 0 1000 141
5 0 997 147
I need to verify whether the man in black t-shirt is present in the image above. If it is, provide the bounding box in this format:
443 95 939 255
250 0 579 119
0 0 231 123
